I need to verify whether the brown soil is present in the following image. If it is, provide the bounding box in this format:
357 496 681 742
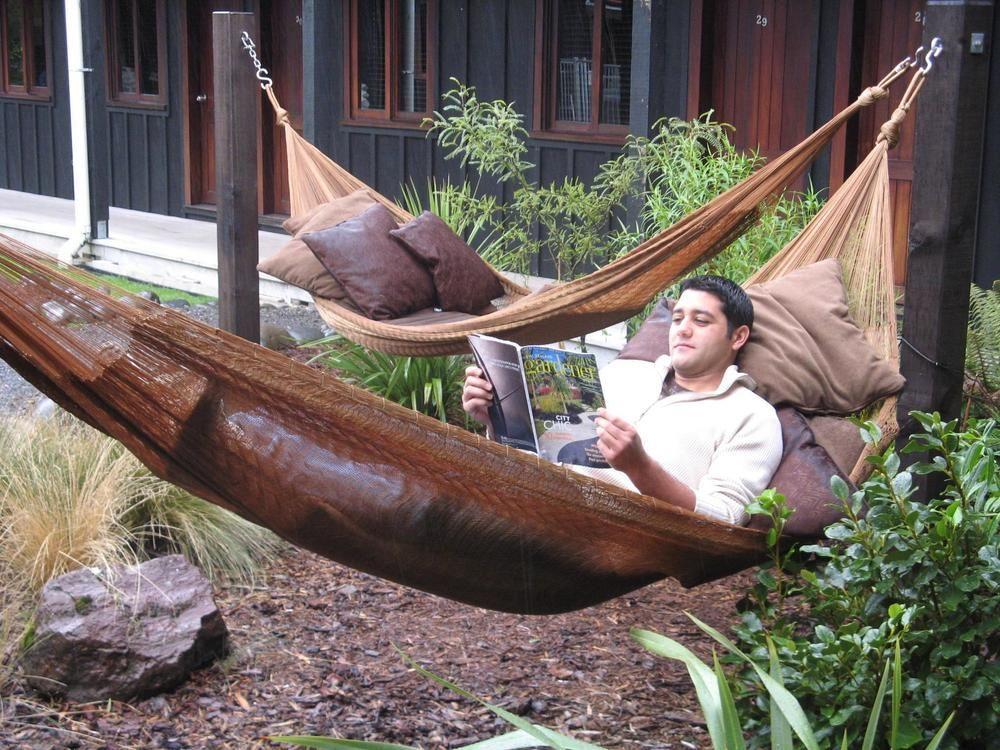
1 549 755 750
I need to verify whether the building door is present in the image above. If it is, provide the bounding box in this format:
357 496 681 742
186 0 302 215
853 0 925 285
693 0 821 174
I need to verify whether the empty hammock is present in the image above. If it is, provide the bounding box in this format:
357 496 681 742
0 62 922 615
266 62 909 356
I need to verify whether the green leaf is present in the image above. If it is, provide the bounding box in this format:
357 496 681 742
270 739 416 750
631 628 726 748
714 652 747 750
459 730 555 750
395 648 603 750
767 638 794 750
861 659 891 750
923 712 955 750
891 641 902 747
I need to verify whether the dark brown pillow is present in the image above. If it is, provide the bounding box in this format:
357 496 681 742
390 211 504 313
741 259 905 414
616 298 674 362
258 190 377 303
302 203 436 321
747 407 854 538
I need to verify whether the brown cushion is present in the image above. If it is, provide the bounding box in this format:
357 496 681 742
390 211 504 313
617 298 674 362
281 189 377 236
258 190 377 303
808 415 866 477
302 203 437 321
740 259 904 414
747 407 854 538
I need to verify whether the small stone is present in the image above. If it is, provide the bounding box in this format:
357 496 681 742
260 323 295 351
33 397 59 420
163 298 191 311
137 290 161 304
286 325 326 345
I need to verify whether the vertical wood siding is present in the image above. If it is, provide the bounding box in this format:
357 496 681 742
0 0 72 199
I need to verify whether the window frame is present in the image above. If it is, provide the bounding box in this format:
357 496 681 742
345 0 437 127
532 0 631 143
105 0 167 108
0 0 52 101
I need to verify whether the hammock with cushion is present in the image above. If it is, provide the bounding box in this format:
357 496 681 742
262 61 909 356
0 61 925 614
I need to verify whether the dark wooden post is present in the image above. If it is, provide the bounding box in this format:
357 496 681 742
81 0 109 239
897 2 994 461
213 11 260 343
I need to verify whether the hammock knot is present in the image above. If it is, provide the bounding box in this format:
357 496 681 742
875 104 910 148
273 105 291 127
858 86 888 106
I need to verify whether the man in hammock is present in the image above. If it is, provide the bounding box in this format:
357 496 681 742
462 276 783 526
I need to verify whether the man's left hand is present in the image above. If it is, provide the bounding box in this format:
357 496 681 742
595 409 649 474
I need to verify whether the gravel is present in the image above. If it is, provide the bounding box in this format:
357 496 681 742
0 301 331 418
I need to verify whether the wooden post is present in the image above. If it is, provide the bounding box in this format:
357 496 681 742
213 11 260 343
897 2 994 456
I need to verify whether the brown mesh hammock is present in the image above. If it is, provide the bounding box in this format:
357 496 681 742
0 62 924 615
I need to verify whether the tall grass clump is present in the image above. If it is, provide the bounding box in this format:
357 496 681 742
0 412 282 599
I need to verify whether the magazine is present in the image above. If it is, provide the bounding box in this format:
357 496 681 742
468 334 610 469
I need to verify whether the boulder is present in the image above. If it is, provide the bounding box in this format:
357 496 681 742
22 555 229 702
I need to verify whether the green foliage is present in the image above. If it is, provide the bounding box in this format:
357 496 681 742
308 335 468 424
734 413 1000 749
965 283 1000 420
422 80 637 280
419 82 823 332
614 113 825 288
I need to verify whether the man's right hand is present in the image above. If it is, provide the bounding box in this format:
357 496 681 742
462 366 493 425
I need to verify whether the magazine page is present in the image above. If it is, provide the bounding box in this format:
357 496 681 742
467 335 538 453
520 346 610 469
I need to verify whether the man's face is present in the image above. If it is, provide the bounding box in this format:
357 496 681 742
668 289 748 378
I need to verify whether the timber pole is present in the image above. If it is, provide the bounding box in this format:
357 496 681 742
897 1 994 456
213 11 260 343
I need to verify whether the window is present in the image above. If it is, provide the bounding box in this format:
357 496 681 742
348 0 435 124
534 0 633 138
0 0 49 99
106 0 165 106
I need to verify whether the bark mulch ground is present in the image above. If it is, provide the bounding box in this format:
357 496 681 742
2 548 756 750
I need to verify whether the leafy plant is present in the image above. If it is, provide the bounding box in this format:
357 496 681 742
733 413 999 749
964 283 1000 420
308 335 469 424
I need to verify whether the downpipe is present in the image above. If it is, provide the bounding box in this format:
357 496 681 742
59 0 91 265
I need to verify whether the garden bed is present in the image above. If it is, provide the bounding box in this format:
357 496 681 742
2 548 751 749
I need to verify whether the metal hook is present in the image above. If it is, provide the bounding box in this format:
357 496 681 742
919 37 943 74
893 54 914 74
240 30 273 89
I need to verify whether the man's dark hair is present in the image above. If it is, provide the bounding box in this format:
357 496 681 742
678 275 754 335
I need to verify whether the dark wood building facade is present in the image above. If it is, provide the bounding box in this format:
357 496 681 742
1 0 996 285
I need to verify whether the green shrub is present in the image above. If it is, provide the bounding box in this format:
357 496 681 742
308 335 469 424
734 413 1000 749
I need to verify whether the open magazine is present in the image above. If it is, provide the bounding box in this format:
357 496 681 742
468 334 610 469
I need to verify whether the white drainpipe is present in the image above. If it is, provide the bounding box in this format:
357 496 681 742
58 0 92 265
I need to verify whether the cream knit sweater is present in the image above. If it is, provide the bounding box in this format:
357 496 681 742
578 355 783 526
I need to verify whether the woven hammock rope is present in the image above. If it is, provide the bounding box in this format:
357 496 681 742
0 60 925 614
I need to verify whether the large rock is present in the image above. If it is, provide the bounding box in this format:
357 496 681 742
22 555 229 702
